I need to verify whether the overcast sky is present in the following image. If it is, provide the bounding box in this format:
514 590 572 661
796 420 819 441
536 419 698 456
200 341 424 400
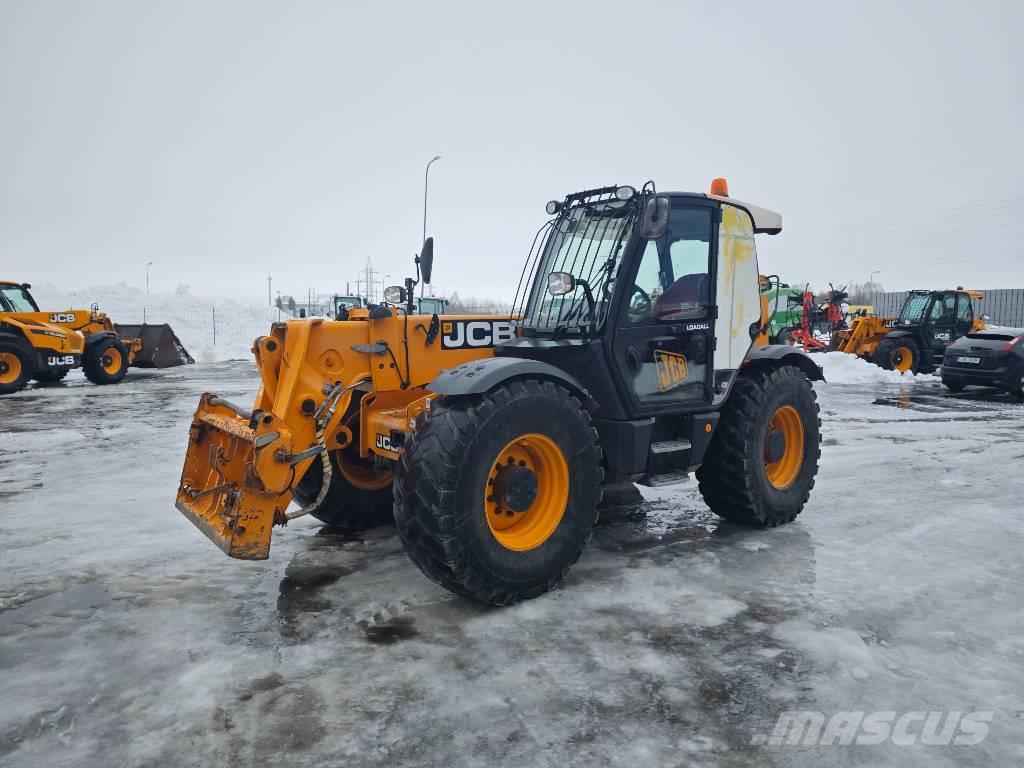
2 0 1022 302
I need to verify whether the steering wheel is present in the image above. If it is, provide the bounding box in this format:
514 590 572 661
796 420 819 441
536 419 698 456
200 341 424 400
628 285 652 319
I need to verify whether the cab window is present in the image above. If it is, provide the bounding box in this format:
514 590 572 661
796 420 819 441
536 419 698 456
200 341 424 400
929 294 956 323
0 285 37 313
624 207 713 323
956 294 974 323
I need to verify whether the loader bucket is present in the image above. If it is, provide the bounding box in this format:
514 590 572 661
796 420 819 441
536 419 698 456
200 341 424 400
115 323 195 367
175 394 286 560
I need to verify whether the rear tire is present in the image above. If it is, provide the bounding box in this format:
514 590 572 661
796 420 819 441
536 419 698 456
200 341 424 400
0 342 31 395
697 365 821 527
394 380 603 605
874 337 920 374
83 337 129 385
32 367 70 384
292 448 394 529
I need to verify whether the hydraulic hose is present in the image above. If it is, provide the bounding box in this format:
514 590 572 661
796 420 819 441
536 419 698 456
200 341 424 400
285 376 370 521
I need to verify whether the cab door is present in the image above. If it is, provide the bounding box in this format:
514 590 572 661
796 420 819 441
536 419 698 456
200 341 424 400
610 201 716 414
925 292 958 356
953 292 975 339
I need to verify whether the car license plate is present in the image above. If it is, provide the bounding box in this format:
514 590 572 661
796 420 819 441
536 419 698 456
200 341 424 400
957 356 981 364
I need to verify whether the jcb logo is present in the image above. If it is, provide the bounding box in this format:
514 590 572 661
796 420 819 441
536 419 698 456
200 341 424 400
935 332 951 341
49 313 76 323
654 350 688 392
882 319 897 328
375 433 395 453
441 320 516 350
47 356 75 366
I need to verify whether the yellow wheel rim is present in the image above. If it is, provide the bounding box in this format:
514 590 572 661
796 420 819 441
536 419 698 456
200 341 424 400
102 347 124 375
335 451 393 491
764 405 805 490
0 352 22 385
485 433 569 551
892 346 913 372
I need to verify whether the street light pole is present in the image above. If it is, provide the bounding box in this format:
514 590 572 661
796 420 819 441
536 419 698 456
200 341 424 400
146 261 153 295
422 155 441 298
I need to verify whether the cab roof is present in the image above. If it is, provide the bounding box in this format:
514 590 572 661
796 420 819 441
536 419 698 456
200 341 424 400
659 191 783 235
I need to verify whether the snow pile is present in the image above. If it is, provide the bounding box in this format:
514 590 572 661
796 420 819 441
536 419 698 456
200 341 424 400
30 283 284 362
815 351 938 385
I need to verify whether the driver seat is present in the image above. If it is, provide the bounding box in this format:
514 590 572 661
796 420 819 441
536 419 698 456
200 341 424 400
653 273 709 319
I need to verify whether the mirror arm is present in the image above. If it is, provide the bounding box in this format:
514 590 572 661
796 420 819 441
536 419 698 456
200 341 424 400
576 278 597 326
405 277 417 315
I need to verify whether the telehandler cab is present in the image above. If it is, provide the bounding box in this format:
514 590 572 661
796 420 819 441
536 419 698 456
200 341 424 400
0 279 193 394
176 179 824 605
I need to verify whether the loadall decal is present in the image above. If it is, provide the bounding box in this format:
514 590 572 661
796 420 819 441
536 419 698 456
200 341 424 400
441 320 517 350
655 350 688 392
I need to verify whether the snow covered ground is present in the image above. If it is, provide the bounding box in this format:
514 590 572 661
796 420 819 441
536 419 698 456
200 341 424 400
0 360 1022 767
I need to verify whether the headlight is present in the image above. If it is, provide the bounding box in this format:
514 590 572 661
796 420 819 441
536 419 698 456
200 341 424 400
546 200 562 215
383 285 406 305
615 185 636 201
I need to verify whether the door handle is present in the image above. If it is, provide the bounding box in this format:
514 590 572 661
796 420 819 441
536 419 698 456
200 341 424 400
625 346 642 372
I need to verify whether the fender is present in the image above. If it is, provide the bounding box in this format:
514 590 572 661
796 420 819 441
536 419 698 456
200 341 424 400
84 330 118 347
882 329 914 340
743 344 825 382
428 356 596 408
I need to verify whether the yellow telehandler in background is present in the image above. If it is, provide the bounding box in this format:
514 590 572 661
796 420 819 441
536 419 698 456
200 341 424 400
0 279 193 394
176 180 824 605
830 288 985 373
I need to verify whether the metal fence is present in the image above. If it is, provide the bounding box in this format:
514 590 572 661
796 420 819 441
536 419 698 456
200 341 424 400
859 289 1024 328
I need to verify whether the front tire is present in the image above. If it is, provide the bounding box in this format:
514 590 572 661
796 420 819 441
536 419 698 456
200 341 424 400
394 380 603 605
697 365 821 527
0 343 31 395
292 447 394 529
874 337 920 374
83 337 129 384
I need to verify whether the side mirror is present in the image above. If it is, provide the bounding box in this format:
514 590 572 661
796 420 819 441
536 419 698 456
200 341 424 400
639 196 670 239
547 272 575 296
299 308 306 318
419 237 434 284
384 285 407 305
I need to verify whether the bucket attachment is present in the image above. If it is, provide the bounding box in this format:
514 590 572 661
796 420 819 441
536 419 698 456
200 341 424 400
175 394 296 560
115 323 195 367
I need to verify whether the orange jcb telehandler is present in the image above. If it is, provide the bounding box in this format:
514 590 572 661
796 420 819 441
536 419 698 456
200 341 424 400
175 180 824 605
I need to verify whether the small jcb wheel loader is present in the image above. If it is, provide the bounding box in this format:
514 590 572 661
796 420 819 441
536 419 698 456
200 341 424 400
176 179 824 605
0 279 194 394
830 288 985 374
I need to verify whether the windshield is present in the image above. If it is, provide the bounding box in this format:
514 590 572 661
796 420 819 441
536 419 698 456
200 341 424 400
0 285 37 312
898 292 931 324
334 296 362 311
517 197 638 332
